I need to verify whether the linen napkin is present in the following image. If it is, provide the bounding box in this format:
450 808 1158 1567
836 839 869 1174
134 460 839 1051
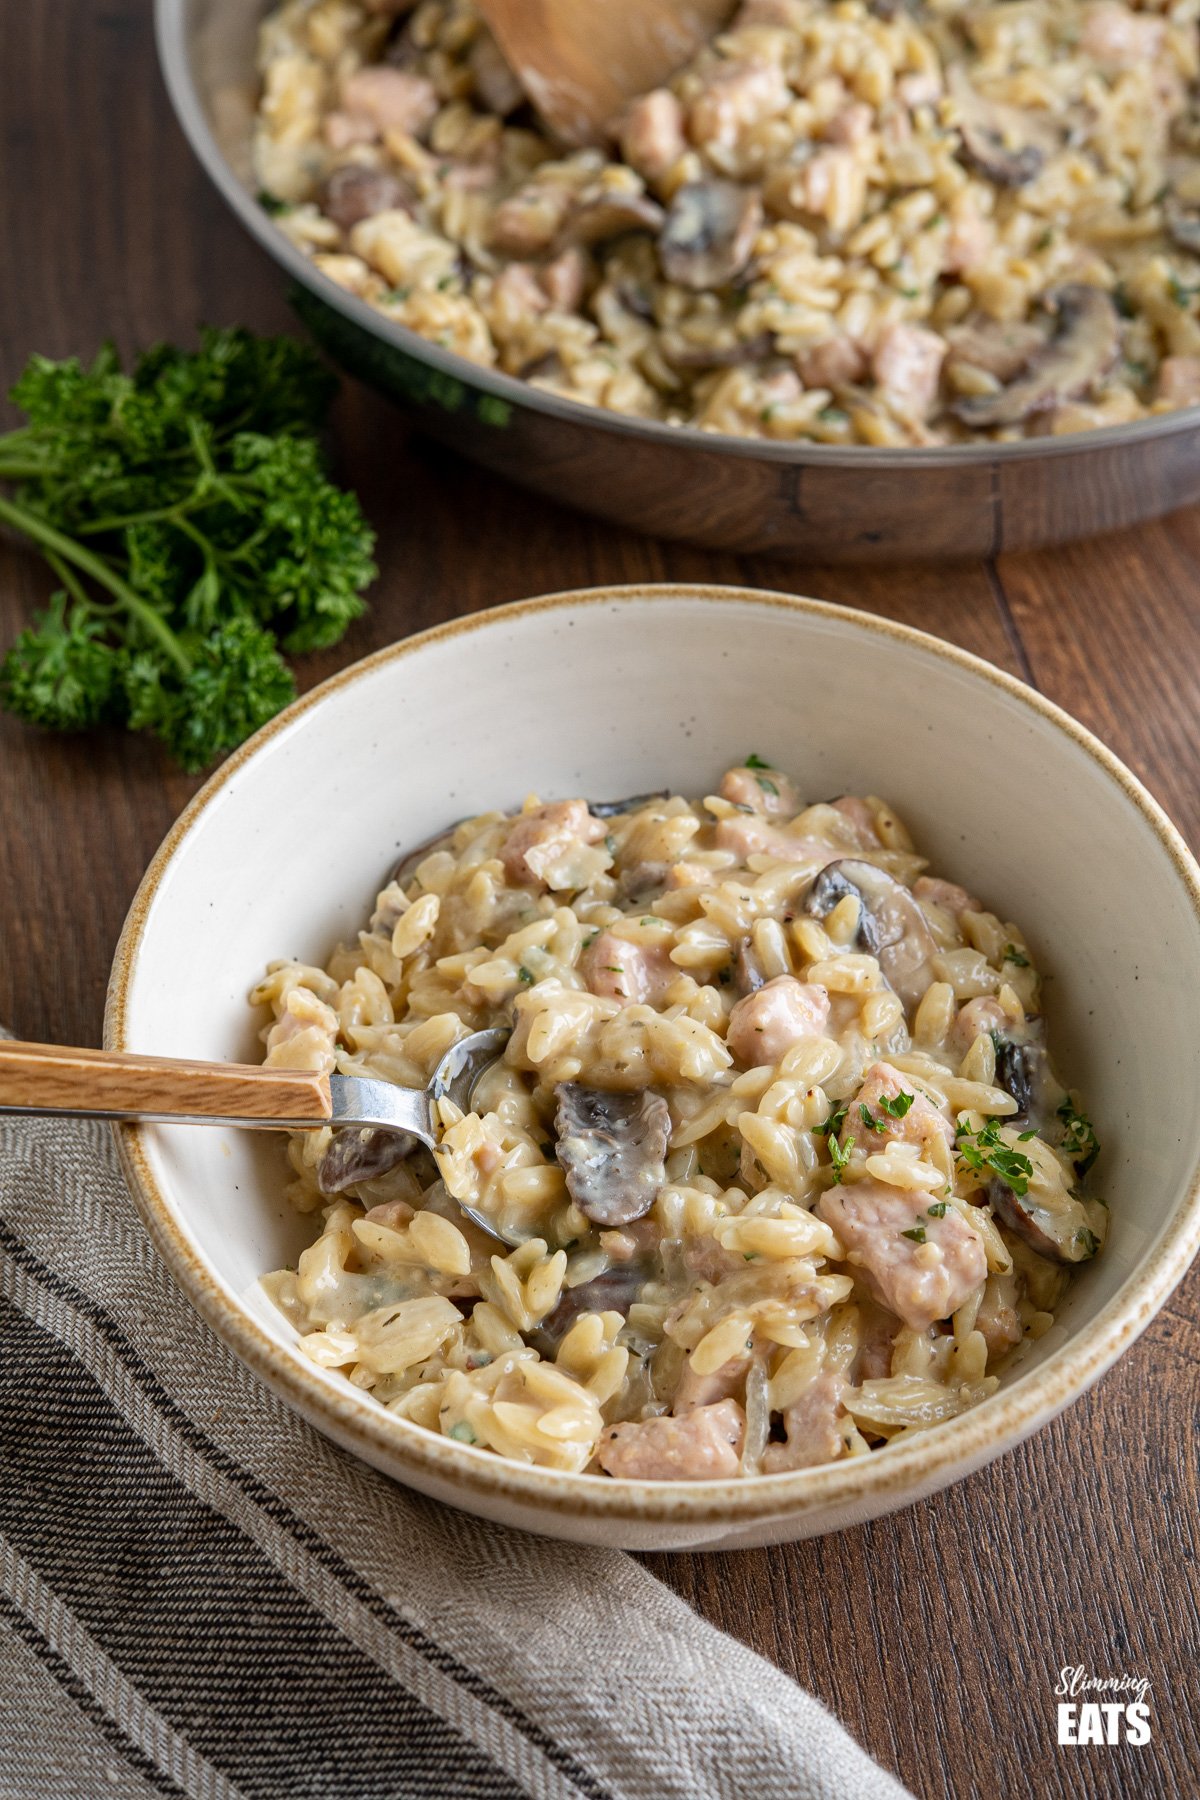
0 1101 913 1800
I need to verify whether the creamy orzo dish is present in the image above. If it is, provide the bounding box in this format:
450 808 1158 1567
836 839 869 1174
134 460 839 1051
254 769 1106 1480
254 0 1200 445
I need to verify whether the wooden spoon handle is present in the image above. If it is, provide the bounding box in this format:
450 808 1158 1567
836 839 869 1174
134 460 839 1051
0 1040 331 1127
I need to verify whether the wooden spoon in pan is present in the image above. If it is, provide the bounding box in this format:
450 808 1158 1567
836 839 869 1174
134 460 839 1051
476 0 736 144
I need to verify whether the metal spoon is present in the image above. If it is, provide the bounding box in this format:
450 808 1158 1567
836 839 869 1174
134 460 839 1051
0 1028 518 1244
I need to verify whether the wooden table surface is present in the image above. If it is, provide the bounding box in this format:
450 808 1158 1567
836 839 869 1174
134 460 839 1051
2 5 1198 1796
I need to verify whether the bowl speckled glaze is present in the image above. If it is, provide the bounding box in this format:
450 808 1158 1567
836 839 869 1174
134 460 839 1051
157 0 1200 562
106 585 1200 1549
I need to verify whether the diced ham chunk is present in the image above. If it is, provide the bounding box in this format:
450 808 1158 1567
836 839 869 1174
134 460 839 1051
501 800 607 890
715 814 839 866
340 67 438 138
579 930 678 1004
618 88 686 182
825 102 873 147
818 1179 987 1332
1081 2 1165 64
832 794 882 847
689 58 790 149
950 996 1008 1056
846 1062 953 1154
913 876 980 918
872 322 945 421
673 1351 750 1415
762 1371 846 1472
596 1399 746 1479
1157 356 1200 408
727 975 831 1067
796 335 867 389
719 763 800 817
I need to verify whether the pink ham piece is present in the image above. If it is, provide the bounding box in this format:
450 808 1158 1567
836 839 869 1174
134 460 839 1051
818 1179 987 1332
501 800 606 888
846 1061 953 1154
719 763 801 817
726 976 831 1067
597 1399 746 1479
579 931 678 1004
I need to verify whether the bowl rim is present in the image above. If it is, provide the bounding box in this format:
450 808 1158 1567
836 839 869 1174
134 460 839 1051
107 581 1200 1525
155 0 1200 475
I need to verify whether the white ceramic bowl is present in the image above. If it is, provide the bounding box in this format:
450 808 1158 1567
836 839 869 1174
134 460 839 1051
107 585 1200 1550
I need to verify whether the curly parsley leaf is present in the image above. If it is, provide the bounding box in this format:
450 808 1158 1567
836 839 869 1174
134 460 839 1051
0 329 375 770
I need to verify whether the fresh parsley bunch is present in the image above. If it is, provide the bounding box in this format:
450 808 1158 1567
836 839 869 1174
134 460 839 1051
0 329 376 770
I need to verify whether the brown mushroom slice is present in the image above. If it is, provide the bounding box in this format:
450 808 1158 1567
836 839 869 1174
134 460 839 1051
658 181 762 290
951 285 1120 430
528 1260 652 1356
733 936 767 996
318 1126 415 1197
320 165 414 233
945 317 1049 385
803 859 937 1007
988 1177 1107 1266
949 69 1046 188
571 190 664 246
554 1083 670 1226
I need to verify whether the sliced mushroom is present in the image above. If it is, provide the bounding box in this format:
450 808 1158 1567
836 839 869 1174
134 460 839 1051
588 789 670 818
949 69 1046 188
658 181 762 291
528 1260 652 1356
988 1177 1106 1266
991 1020 1064 1131
320 164 414 233
804 859 938 1006
554 1083 670 1226
317 1126 415 1197
945 316 1049 385
951 285 1120 429
734 936 767 996
571 190 664 246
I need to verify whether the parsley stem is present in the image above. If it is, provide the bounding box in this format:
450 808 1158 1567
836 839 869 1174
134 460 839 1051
0 492 192 676
44 549 93 614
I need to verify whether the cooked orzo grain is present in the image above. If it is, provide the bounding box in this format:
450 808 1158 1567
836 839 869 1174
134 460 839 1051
254 769 1106 1479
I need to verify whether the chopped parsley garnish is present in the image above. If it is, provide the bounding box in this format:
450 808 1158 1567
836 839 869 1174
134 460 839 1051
927 1201 949 1218
817 1104 849 1138
257 190 292 215
1058 1098 1101 1174
517 965 535 984
955 1116 1035 1196
1074 1226 1100 1258
755 775 780 796
1002 943 1031 967
744 753 771 769
448 1421 477 1443
829 1134 854 1182
901 1225 926 1244
1169 273 1200 309
859 1090 914 1132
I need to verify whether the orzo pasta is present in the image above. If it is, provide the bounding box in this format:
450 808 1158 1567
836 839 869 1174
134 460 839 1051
254 767 1106 1480
253 0 1200 444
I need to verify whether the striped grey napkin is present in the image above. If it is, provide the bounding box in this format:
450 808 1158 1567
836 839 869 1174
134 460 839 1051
0 1104 912 1800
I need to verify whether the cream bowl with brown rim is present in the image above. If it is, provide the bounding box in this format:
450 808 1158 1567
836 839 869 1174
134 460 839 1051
106 585 1200 1550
